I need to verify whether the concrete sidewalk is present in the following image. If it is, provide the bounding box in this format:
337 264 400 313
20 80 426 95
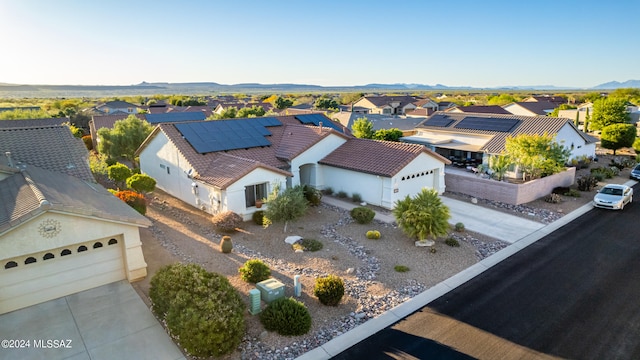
322 195 543 243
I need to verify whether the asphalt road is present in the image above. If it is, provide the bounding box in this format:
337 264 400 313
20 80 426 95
334 188 640 360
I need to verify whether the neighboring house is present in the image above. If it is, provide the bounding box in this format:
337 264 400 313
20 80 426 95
89 113 146 150
332 112 424 135
0 125 150 314
523 95 567 107
413 98 439 112
0 117 68 129
353 95 418 115
136 114 449 219
405 108 435 118
213 102 273 116
446 105 511 114
437 102 457 111
502 101 558 116
402 111 597 166
95 100 139 115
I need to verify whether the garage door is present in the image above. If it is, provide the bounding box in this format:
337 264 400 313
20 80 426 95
0 238 125 314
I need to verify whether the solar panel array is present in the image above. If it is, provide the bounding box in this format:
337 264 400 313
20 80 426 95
146 111 206 124
175 117 282 153
422 114 455 127
295 114 344 133
454 117 520 132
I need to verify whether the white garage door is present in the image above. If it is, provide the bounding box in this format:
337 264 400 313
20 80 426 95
0 238 125 314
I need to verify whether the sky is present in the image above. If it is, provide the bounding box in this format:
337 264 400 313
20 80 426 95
0 0 638 89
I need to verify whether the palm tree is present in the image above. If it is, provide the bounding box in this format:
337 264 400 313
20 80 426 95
393 188 450 246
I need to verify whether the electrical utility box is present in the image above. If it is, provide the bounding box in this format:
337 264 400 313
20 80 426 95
256 278 285 303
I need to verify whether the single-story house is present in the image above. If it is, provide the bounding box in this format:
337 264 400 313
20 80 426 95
523 95 567 107
331 112 424 135
95 100 139 115
0 125 150 314
353 95 418 115
401 111 597 166
502 101 558 116
136 114 450 220
413 98 439 112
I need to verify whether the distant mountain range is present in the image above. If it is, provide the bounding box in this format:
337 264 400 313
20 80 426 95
0 80 637 97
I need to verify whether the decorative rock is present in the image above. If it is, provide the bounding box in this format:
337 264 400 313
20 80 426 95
360 202 367 206
355 312 366 319
415 240 435 247
294 249 304 253
471 197 478 204
345 267 355 274
285 235 302 244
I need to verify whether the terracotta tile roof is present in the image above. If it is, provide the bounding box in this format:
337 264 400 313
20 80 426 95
275 124 338 160
0 125 94 182
0 161 151 234
405 108 434 117
319 138 449 177
91 114 145 132
361 95 418 108
504 101 557 115
0 118 67 129
413 98 437 107
415 111 595 154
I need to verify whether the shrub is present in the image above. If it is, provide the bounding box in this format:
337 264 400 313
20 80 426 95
259 297 311 336
126 173 156 193
564 188 581 197
350 206 375 224
82 135 93 150
252 210 265 225
238 259 271 283
149 263 245 358
366 230 381 239
591 172 605 182
322 187 333 195
114 190 146 215
577 175 598 191
429 247 437 254
107 162 132 188
212 211 242 232
295 238 323 252
544 193 561 203
336 190 348 198
303 185 322 206
352 193 362 203
445 237 460 247
394 265 410 273
220 235 233 253
552 186 570 195
454 222 465 232
314 275 345 306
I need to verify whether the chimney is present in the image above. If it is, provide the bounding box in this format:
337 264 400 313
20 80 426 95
5 152 14 168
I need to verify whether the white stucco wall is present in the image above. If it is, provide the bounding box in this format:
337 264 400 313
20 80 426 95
555 123 596 159
225 168 287 221
0 211 147 281
290 134 348 188
503 104 536 116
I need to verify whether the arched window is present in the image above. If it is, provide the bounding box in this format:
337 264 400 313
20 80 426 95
25 257 37 265
5 261 17 269
61 249 72 256
43 253 54 260
93 242 103 249
108 239 118 245
78 245 88 253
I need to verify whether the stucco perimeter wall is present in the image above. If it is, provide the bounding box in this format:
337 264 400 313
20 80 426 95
445 167 576 205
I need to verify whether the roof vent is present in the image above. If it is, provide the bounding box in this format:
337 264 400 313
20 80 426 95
5 151 14 168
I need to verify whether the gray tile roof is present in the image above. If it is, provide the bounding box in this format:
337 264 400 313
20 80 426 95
0 118 67 129
415 111 595 154
91 114 145 132
0 125 94 182
332 113 423 131
0 161 151 234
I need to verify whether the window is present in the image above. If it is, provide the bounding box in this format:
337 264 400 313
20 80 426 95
43 253 54 260
245 183 268 208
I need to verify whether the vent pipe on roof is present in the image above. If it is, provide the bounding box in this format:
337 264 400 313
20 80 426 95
5 152 14 168
319 121 323 131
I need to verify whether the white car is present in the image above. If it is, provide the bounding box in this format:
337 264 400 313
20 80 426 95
593 184 633 210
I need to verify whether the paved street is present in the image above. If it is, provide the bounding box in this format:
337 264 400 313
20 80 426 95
333 185 640 359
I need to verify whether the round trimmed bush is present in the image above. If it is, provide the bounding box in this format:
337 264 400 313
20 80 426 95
454 222 465 232
314 275 345 306
350 206 375 224
252 210 265 225
303 185 322 206
297 238 323 251
220 235 233 253
445 237 460 247
212 211 242 232
259 297 311 336
149 263 246 358
238 259 271 283
366 230 381 239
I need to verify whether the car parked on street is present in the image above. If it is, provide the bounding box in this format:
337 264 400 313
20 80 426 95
630 164 640 181
593 184 633 210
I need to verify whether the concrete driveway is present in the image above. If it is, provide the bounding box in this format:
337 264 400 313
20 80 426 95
0 280 184 360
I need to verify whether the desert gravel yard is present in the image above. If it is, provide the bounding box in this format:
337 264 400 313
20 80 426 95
133 189 507 360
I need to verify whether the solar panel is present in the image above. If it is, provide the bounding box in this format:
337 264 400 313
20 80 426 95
145 111 206 124
175 118 281 153
295 114 344 133
454 117 520 132
423 114 455 127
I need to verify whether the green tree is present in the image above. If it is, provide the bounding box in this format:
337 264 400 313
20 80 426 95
505 133 571 179
339 92 364 105
67 124 84 138
352 117 374 139
107 163 132 189
97 115 153 162
600 123 637 155
633 138 640 154
574 111 580 127
590 97 631 131
488 153 512 181
212 107 238 119
126 173 157 193
263 185 308 232
583 92 603 103
237 105 265 118
314 97 339 110
274 96 293 109
487 94 519 106
372 128 403 141
393 188 451 245
584 108 590 132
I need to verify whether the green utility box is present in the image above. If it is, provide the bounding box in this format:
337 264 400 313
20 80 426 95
256 278 285 303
